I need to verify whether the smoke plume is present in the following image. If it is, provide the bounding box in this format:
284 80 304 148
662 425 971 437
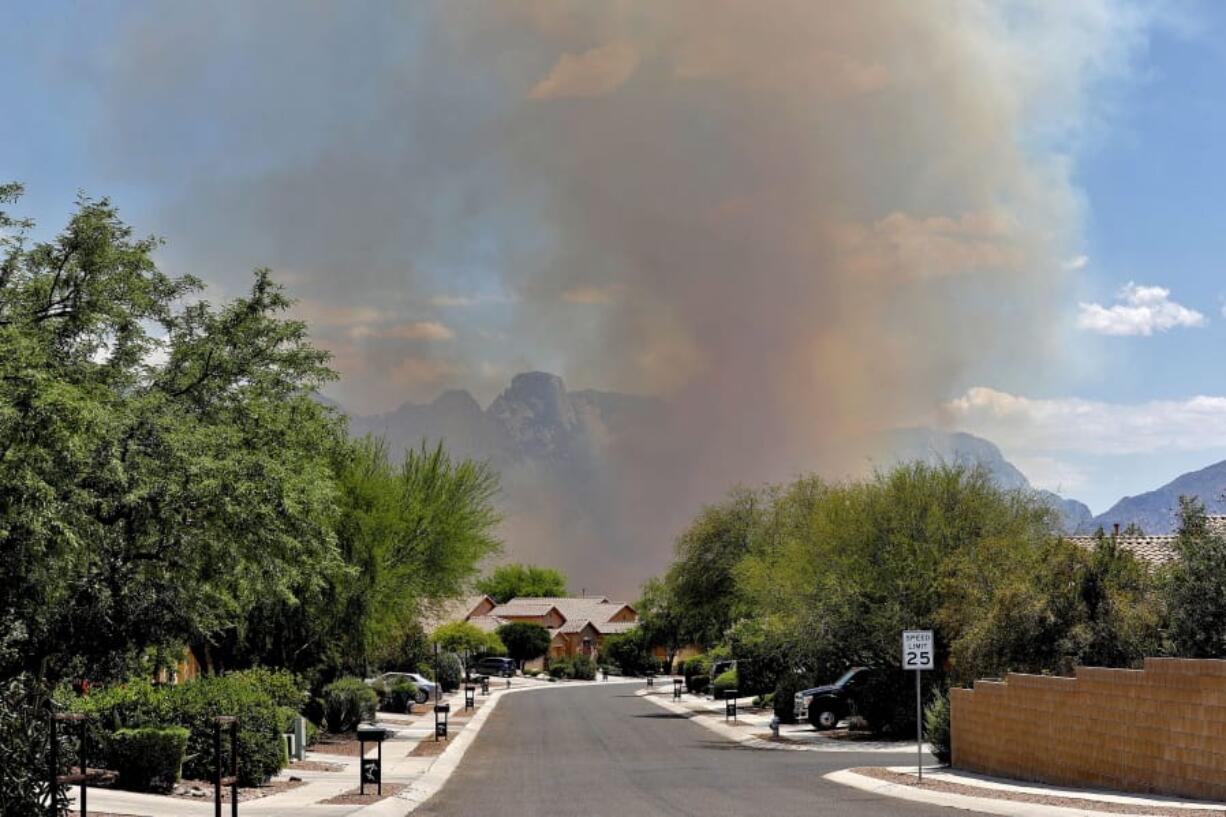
38 1 1153 592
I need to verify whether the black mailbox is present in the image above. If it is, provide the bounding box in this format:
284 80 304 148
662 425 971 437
480 676 490 695
464 685 476 711
357 726 386 796
434 703 450 741
673 677 683 700
647 672 655 688
725 690 738 722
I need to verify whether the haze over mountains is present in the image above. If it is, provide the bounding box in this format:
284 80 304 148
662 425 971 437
341 371 1226 590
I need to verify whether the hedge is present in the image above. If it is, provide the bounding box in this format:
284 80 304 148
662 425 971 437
72 669 302 786
713 669 738 699
108 727 189 793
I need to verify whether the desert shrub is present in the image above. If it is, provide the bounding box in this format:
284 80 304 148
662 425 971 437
385 680 418 714
321 678 376 732
547 659 571 679
435 653 464 692
925 689 951 764
569 654 596 681
108 727 189 793
713 669 738 699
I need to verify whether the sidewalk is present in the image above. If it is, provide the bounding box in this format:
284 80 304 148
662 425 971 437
827 766 1226 817
636 683 928 753
67 675 570 817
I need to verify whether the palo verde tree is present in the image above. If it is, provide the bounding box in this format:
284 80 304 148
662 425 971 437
429 621 505 677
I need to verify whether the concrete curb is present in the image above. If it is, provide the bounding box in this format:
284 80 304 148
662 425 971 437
824 769 1193 817
368 679 642 816
636 688 927 754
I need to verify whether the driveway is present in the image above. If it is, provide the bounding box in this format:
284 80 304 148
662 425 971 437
416 682 972 816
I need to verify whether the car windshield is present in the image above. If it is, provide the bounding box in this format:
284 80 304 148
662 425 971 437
834 669 860 687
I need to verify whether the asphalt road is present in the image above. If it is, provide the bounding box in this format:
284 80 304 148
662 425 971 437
417 683 967 817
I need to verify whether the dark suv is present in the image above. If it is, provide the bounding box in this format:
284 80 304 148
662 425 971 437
475 657 516 677
793 667 878 730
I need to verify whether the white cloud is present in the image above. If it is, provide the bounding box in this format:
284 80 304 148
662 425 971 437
1063 255 1089 270
944 387 1226 455
429 293 517 308
1076 282 1206 336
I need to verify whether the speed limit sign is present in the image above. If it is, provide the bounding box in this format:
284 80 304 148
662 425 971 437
902 630 934 670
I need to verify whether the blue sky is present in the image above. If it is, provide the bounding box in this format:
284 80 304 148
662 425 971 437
5 2 1226 517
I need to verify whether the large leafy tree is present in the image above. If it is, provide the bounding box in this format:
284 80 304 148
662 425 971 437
475 563 567 603
0 186 342 683
1164 497 1226 657
495 622 551 670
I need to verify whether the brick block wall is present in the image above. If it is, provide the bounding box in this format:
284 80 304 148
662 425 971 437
951 658 1226 800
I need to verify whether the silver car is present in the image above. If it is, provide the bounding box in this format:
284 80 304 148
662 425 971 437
364 671 436 704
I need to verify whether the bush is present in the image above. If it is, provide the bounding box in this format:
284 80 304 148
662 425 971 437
772 674 808 724
436 653 463 692
713 669 738 699
108 727 189 793
321 678 377 732
385 680 418 714
602 629 654 676
547 660 569 679
72 671 301 787
851 671 915 735
570 654 596 680
2 675 69 817
683 655 712 693
925 689 951 764
415 664 436 682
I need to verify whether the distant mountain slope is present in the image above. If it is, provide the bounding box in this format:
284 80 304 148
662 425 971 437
1083 460 1226 534
881 428 1092 533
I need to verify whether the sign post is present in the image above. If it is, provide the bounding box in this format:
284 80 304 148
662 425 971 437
902 630 934 782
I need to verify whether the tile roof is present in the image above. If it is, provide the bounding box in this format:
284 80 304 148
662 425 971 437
488 602 563 618
502 597 634 625
591 620 639 635
421 595 495 631
1066 535 1178 566
466 615 505 633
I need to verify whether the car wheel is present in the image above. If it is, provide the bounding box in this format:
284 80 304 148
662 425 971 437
415 689 429 705
811 706 841 731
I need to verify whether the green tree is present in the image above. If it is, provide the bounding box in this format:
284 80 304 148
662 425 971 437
601 627 655 676
475 563 567 603
495 622 551 670
661 487 761 648
636 577 686 672
1164 496 1226 657
430 621 505 677
0 187 342 683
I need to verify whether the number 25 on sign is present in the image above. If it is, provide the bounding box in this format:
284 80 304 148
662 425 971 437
902 630 933 670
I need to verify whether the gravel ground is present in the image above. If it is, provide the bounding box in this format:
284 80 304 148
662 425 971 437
320 782 407 805
172 777 306 802
852 768 1226 817
410 737 451 756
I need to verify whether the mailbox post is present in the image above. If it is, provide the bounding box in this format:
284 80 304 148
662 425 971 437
673 677 683 700
356 726 386 796
464 685 476 711
480 676 490 695
213 716 238 817
434 703 450 741
725 690 738 722
646 672 655 688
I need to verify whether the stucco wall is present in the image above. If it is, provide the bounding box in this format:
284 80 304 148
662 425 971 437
951 658 1226 801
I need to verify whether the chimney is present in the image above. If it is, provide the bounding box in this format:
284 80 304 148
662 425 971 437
1113 523 1120 537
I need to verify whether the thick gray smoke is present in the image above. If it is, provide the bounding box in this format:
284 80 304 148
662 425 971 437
41 1 1153 592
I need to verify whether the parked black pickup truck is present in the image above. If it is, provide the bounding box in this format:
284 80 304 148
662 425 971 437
792 667 878 730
